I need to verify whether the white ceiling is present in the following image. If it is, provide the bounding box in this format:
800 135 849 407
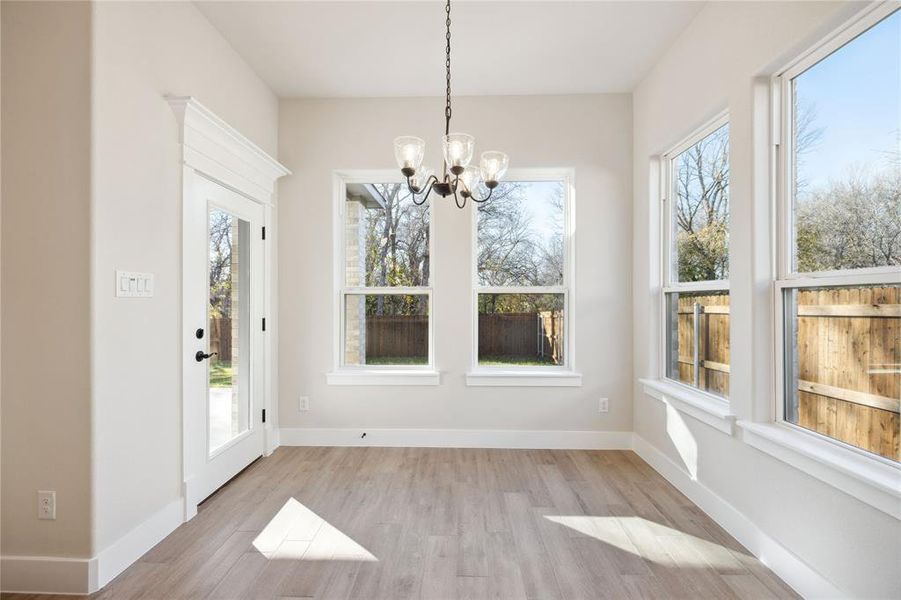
195 1 705 98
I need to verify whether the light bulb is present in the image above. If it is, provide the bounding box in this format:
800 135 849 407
394 136 425 173
460 166 480 195
411 166 433 192
442 133 475 173
479 151 508 186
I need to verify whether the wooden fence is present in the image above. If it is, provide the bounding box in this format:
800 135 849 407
673 294 730 397
364 312 563 364
674 287 899 461
366 316 428 360
478 312 563 363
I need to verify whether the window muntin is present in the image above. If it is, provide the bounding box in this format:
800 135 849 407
662 117 731 398
474 177 571 370
340 180 432 369
777 8 900 463
790 10 900 274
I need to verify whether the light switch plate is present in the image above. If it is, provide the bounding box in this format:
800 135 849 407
116 270 154 298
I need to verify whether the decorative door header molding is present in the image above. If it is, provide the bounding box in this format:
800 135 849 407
167 96 290 204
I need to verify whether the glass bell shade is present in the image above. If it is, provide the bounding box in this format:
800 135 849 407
410 166 433 192
394 136 425 171
479 151 509 183
459 166 481 194
442 133 475 169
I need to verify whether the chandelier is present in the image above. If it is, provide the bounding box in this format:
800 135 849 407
393 0 509 208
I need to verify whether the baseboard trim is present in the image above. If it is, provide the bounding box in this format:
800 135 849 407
95 498 184 589
1 499 184 595
0 555 97 595
631 434 842 599
279 427 633 449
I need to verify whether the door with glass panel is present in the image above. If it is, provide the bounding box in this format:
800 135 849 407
189 176 265 506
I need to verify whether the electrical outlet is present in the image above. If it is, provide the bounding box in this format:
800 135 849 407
299 396 310 411
38 491 56 520
598 398 609 413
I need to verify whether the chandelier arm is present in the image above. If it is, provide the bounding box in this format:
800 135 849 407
406 174 440 206
469 187 495 203
451 178 467 209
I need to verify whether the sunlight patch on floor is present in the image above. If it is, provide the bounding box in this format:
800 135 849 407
252 497 377 562
545 515 740 569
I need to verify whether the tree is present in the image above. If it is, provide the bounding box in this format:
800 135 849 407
360 183 430 316
673 125 730 282
796 167 901 271
476 181 564 314
209 209 233 319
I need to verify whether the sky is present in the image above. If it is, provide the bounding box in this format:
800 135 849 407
503 180 563 243
795 9 900 192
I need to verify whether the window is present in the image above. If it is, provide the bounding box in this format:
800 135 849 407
337 178 433 371
662 116 731 398
776 7 899 462
473 173 573 372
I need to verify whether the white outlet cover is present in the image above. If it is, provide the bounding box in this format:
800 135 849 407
598 398 609 413
299 396 310 411
38 490 56 520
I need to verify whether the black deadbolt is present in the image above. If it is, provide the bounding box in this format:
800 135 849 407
195 328 204 339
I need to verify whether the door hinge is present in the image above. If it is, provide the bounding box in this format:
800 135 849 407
262 317 267 331
261 226 266 240
262 409 266 423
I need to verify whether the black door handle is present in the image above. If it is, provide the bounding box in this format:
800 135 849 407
195 351 218 362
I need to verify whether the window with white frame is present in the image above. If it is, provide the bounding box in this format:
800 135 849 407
662 116 731 398
473 173 572 369
776 6 899 463
338 179 432 368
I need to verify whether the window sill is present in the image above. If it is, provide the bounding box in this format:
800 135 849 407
466 370 583 387
326 370 440 386
639 378 735 434
737 420 901 519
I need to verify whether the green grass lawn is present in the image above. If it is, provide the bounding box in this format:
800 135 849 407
364 355 558 366
365 356 429 365
209 361 233 387
478 354 559 366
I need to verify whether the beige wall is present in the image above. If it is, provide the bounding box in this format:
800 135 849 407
1 1 93 557
90 1 277 553
631 2 901 597
278 95 633 433
2 0 278 569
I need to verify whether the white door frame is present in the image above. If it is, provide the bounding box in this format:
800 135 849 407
169 96 290 520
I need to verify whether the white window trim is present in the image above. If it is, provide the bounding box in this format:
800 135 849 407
763 1 901 517
738 420 901 520
328 170 439 386
657 112 731 404
641 378 736 434
466 168 581 387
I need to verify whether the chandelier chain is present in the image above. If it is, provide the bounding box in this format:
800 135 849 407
444 0 452 135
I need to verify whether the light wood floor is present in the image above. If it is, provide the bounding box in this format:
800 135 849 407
4 447 797 600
